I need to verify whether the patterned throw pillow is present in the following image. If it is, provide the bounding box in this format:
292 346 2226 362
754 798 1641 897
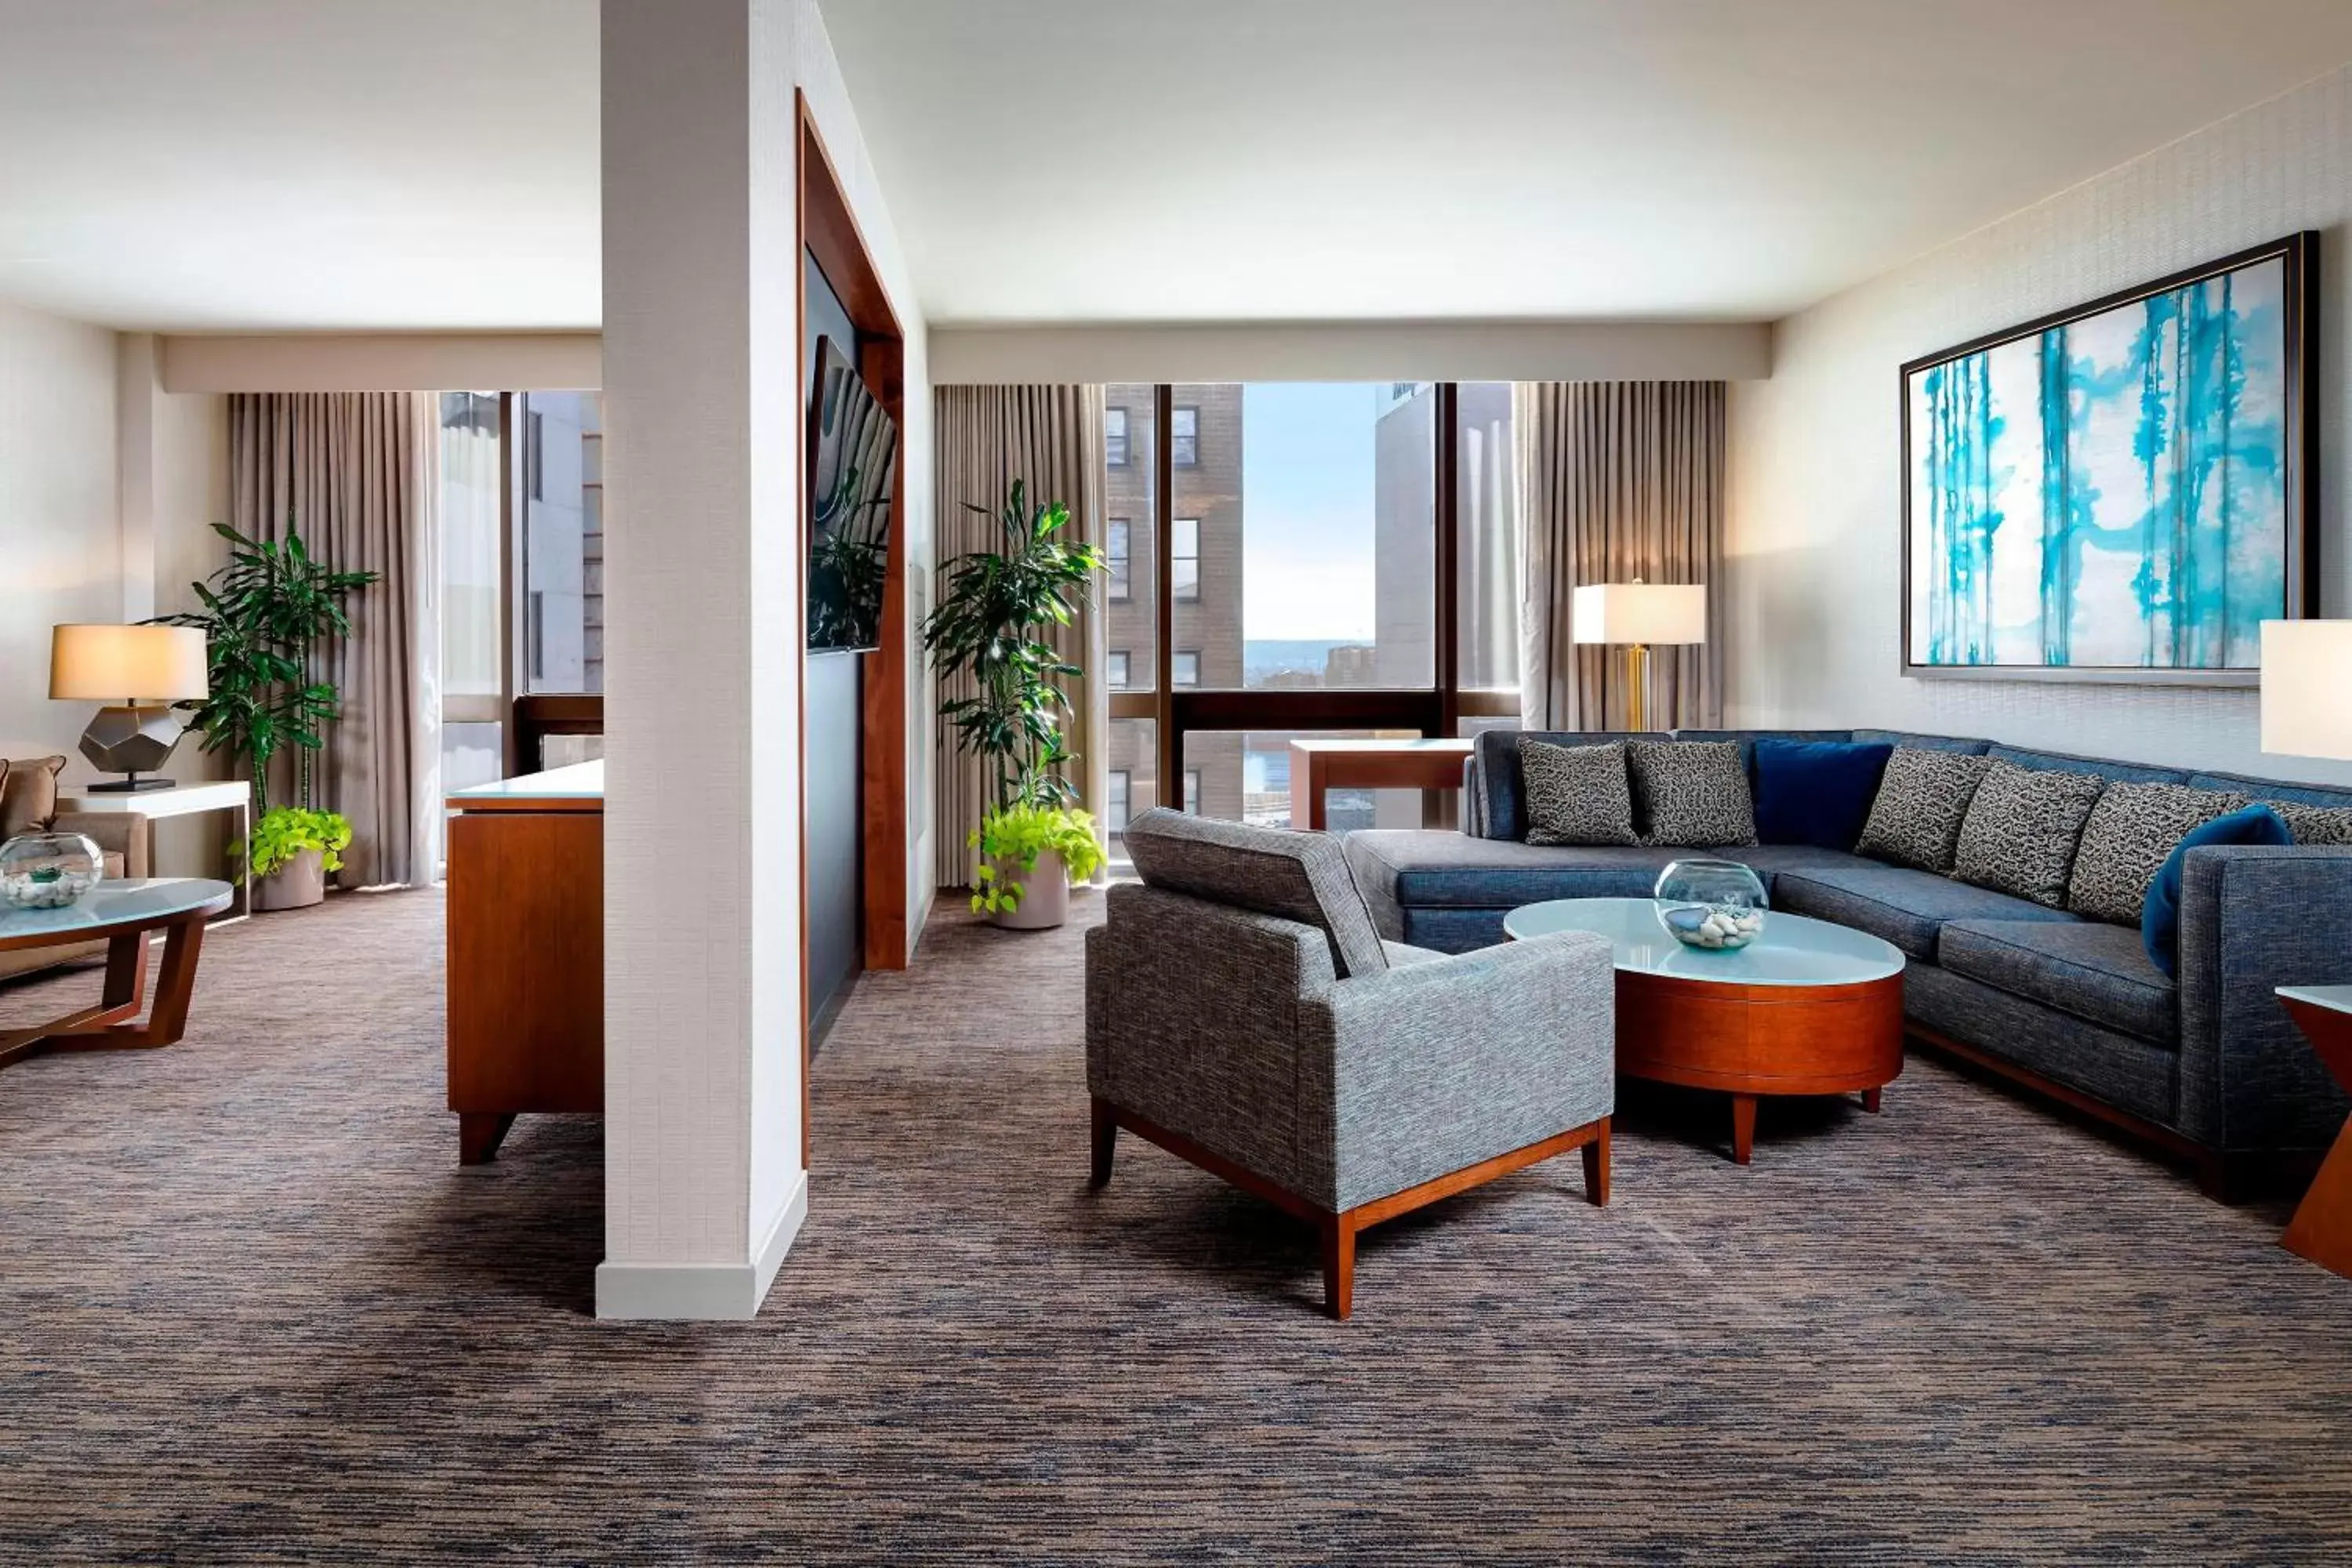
1520 739 1639 847
2272 802 2352 844
1950 759 2107 908
1854 748 1991 873
1627 741 1756 848
2067 782 2251 924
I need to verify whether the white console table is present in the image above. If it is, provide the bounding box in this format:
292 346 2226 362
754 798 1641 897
56 779 252 926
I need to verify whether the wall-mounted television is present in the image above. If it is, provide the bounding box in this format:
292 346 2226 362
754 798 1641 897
807 335 897 653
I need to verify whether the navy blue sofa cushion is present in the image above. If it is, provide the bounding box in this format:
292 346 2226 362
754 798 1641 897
1751 739 1893 850
1772 862 2081 960
1939 919 2178 1045
2142 804 2292 978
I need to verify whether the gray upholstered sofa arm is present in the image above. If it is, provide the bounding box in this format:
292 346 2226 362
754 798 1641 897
1085 883 1337 1193
2177 844 2352 1152
1305 931 1616 1210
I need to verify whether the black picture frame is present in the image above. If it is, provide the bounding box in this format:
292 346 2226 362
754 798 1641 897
1898 230 2318 688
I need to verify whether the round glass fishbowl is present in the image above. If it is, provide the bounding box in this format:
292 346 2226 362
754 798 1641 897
0 830 105 912
1654 858 1768 951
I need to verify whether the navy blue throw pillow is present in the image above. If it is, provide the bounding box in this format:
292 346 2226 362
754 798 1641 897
1751 739 1895 850
2141 804 2292 978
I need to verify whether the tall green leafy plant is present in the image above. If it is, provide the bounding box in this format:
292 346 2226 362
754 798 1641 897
158 520 379 817
922 479 1105 812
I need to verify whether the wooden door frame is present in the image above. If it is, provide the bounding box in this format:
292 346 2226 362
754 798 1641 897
797 91 911 1162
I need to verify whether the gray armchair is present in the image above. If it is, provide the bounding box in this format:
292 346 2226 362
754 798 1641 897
1085 808 1616 1319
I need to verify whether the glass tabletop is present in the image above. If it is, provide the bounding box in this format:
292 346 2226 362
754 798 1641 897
1503 896 1904 987
0 877 235 944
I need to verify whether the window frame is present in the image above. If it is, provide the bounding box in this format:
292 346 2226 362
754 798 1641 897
1105 405 1130 468
1172 649 1201 689
1171 405 1199 467
1108 768 1131 827
1106 649 1131 691
1171 516 1200 603
1107 517 1131 603
1103 384 1519 830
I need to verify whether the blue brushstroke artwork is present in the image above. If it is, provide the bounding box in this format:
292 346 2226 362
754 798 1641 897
1906 256 2289 673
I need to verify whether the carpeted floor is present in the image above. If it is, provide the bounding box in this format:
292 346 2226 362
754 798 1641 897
2 887 2351 1563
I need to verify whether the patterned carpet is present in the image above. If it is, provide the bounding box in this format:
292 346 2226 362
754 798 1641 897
2 886 2351 1563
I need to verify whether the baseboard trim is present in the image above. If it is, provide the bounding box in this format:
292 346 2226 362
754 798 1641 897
593 1168 808 1320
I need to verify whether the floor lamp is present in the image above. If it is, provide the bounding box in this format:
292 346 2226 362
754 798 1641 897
1571 580 1707 732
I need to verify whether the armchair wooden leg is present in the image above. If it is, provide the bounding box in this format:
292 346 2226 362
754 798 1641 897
1322 1214 1356 1321
1089 1098 1118 1188
1581 1117 1612 1207
459 1112 517 1166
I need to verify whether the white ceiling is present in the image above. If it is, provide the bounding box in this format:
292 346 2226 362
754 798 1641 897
827 0 2352 324
0 0 597 332
2 2 2349 333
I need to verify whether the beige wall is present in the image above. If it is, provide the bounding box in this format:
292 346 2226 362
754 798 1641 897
159 332 601 394
1726 63 2352 786
0 306 230 776
932 318 1769 386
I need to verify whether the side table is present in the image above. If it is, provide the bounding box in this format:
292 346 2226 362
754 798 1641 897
2276 985 2352 1279
56 779 252 926
1287 738 1474 832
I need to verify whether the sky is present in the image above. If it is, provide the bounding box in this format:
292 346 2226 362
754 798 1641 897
1239 383 1385 641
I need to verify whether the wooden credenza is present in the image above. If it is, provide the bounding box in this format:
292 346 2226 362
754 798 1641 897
445 763 604 1163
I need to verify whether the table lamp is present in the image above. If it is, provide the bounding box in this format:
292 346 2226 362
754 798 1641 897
48 624 209 792
1571 579 1707 732
2262 621 2352 762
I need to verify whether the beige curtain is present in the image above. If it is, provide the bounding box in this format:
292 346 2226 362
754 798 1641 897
931 386 1107 887
1516 382 1726 731
228 393 435 889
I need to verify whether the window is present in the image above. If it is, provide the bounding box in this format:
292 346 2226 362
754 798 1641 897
1107 770 1131 826
438 391 506 797
1172 405 1199 466
1106 650 1131 690
1105 407 1129 467
518 391 604 694
1173 517 1200 602
1173 650 1200 688
1107 517 1131 601
1184 769 1202 815
1457 383 1520 693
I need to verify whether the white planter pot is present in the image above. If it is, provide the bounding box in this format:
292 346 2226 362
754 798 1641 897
252 848 326 912
987 848 1069 931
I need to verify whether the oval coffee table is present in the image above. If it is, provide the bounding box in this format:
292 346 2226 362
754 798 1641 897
0 877 234 1071
1504 896 1905 1164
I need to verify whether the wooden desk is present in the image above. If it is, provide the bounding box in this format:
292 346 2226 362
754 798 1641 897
1287 739 1475 831
446 764 604 1163
2278 985 2352 1279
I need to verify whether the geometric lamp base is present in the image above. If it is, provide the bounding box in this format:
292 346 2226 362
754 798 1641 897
77 703 186 788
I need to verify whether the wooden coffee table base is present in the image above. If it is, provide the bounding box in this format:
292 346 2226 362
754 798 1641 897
1617 967 1905 1164
0 914 212 1070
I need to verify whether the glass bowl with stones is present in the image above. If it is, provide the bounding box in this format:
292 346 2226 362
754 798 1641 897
1653 858 1768 951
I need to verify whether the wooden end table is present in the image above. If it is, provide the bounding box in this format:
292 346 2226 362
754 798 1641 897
0 878 234 1070
1504 896 1905 1163
2276 985 2352 1279
1287 738 1474 831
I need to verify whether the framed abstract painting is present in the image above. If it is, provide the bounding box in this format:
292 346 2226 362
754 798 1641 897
1901 232 2318 686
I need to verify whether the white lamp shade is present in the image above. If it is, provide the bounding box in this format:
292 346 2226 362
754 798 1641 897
1570 582 1708 646
49 624 209 702
2263 619 2352 761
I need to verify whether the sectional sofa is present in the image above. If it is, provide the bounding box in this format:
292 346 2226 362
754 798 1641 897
1341 728 2352 1193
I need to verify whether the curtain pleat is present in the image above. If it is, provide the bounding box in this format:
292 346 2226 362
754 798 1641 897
227 392 433 889
930 385 1108 887
1517 381 1726 731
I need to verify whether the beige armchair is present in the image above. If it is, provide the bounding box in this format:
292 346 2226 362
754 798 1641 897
2 755 151 982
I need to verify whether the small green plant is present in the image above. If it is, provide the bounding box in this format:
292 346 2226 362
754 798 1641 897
233 806 354 885
969 803 1105 915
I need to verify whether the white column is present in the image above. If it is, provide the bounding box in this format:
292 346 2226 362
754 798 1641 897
597 0 805 1319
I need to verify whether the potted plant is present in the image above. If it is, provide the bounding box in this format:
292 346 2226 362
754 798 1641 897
159 521 379 910
922 479 1106 930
